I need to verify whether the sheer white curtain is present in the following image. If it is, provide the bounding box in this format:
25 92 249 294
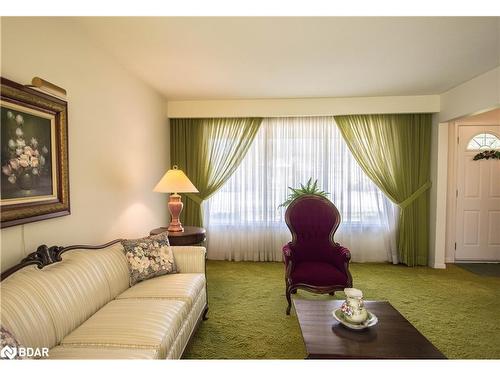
204 116 398 263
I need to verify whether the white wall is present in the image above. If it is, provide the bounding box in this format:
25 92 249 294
167 95 440 118
440 66 500 122
1 18 170 271
428 115 448 269
429 115 439 267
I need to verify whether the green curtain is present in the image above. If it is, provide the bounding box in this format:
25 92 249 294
170 117 262 227
334 114 432 266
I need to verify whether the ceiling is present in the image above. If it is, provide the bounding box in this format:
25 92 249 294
77 17 500 100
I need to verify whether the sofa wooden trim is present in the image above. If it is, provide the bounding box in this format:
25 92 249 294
0 239 123 281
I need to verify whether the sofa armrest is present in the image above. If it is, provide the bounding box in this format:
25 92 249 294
172 246 206 274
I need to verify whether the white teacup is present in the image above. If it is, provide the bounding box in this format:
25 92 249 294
340 288 368 324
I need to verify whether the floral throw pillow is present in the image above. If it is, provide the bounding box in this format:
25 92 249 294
121 232 176 286
1 326 21 360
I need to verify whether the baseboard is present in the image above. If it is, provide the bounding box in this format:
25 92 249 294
445 257 455 263
430 262 447 269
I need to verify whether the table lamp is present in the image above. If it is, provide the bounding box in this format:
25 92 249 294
153 165 199 232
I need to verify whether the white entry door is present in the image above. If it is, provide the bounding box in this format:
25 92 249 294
456 125 500 261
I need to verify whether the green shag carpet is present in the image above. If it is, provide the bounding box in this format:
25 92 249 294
183 261 500 359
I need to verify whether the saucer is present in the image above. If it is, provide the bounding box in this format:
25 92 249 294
332 309 378 330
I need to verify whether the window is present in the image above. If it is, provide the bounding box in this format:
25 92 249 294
466 133 500 150
204 117 397 263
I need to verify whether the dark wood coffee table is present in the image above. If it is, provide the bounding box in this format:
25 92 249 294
293 299 446 359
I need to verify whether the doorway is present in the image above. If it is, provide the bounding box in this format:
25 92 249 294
455 125 500 261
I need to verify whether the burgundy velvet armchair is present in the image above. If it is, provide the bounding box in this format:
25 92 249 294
283 195 353 315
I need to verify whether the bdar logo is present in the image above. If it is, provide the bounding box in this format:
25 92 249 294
0 345 18 359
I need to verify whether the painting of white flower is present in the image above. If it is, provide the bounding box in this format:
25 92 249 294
1 106 53 200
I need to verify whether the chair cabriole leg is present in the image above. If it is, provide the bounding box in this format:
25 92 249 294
286 286 292 315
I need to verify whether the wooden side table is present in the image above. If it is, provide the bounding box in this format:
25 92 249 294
149 226 206 246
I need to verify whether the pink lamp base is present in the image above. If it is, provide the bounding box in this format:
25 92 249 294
167 193 184 232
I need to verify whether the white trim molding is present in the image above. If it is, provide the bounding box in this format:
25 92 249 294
167 95 440 118
432 263 447 269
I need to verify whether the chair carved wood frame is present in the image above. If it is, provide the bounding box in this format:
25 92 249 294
283 195 353 315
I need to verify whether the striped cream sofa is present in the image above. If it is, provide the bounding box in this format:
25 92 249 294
0 240 208 359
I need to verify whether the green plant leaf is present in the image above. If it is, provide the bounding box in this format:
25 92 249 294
278 178 330 208
312 179 318 192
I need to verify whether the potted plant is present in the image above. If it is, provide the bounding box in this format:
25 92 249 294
278 178 329 208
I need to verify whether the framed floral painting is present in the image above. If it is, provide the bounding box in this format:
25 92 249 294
1 77 70 227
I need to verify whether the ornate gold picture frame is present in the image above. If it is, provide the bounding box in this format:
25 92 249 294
1 77 70 227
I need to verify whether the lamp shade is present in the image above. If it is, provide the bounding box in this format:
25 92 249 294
153 165 199 193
